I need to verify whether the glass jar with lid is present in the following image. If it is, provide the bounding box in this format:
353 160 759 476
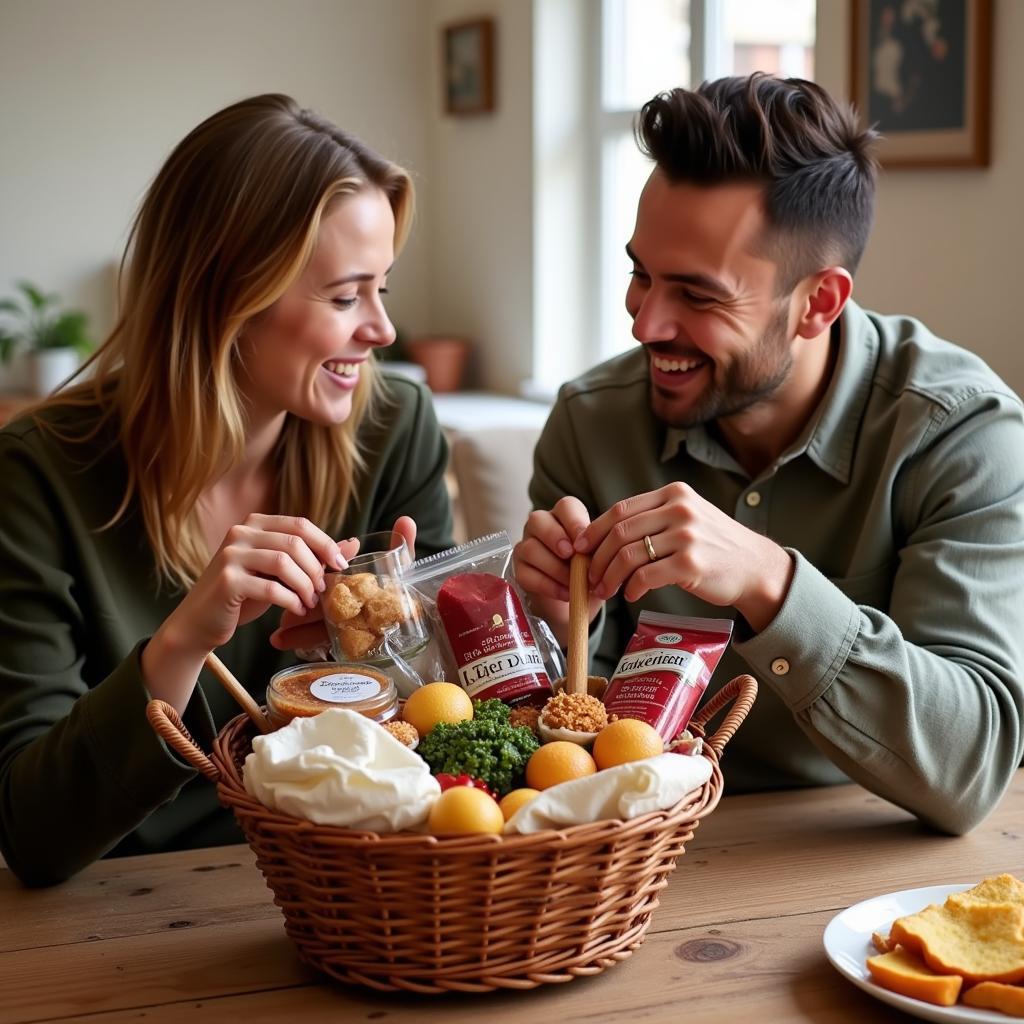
266 662 398 729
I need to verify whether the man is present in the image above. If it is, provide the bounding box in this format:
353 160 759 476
514 74 1024 835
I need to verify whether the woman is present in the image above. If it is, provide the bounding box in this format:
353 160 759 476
0 95 453 886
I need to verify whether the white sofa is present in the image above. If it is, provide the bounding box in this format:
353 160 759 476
448 425 542 543
432 393 550 545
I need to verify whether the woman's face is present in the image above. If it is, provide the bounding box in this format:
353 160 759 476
237 187 397 428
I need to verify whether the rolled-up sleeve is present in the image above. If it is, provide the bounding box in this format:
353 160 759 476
736 391 1024 834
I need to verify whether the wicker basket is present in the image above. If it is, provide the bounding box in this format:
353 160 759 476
146 673 756 994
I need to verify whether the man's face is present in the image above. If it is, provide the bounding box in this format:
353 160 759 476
625 169 796 430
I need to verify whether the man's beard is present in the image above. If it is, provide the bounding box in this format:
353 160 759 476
650 304 793 429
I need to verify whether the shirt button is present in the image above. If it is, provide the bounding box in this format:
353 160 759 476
745 491 762 508
771 658 790 676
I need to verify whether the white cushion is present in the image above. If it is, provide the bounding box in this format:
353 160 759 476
448 426 541 543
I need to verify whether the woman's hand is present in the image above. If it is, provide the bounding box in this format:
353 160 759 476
512 497 602 647
143 515 350 711
269 516 418 653
574 482 794 631
171 514 350 651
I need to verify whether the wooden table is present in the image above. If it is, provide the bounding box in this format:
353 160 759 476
5 773 1023 1023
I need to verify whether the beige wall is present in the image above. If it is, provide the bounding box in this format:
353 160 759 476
425 0 534 393
0 0 433 388
2 2 1020 396
817 0 1023 392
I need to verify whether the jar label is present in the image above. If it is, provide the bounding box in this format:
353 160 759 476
309 673 381 703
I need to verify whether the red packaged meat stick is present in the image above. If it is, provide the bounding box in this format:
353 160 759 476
603 611 733 743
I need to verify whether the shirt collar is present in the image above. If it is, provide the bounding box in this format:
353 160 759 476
803 301 878 484
659 302 878 484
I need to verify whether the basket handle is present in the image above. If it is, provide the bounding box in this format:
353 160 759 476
689 674 758 758
145 699 221 782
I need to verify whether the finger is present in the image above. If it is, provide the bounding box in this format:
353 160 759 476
239 548 322 610
390 516 417 562
621 555 681 604
234 572 308 618
575 489 669 556
337 537 360 563
512 557 571 604
524 500 589 561
514 535 572 588
550 497 592 554
251 530 330 594
590 535 657 601
277 604 324 632
590 508 671 588
245 514 348 571
270 620 330 651
513 536 572 602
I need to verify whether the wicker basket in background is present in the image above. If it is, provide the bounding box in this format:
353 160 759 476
147 673 757 994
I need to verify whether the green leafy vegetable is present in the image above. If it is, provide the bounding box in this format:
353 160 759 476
418 700 539 795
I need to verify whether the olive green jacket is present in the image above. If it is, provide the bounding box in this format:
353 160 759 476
0 372 453 885
531 302 1024 835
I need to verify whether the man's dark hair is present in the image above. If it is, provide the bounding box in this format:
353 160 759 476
636 74 879 290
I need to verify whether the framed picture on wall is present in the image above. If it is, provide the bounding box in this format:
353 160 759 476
443 18 495 115
850 0 992 167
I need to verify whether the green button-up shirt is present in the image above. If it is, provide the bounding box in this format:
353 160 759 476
530 301 1024 833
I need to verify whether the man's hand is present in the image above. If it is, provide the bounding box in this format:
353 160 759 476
573 482 794 632
512 496 603 646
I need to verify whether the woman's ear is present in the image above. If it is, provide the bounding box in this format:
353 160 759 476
794 267 853 339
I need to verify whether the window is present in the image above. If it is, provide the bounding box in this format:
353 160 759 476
596 0 816 365
531 0 815 398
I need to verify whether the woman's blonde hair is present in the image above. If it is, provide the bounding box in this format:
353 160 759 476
35 94 414 588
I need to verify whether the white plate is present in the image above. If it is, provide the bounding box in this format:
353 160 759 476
823 883 1010 1024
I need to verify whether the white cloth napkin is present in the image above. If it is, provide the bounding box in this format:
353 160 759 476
503 752 712 834
243 709 440 831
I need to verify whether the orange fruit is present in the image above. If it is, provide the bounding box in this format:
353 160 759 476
401 682 473 736
428 786 504 836
592 718 664 770
526 742 597 790
498 788 541 821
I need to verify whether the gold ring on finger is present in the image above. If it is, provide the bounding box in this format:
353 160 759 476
643 534 657 562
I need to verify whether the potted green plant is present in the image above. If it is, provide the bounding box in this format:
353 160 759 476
0 281 93 396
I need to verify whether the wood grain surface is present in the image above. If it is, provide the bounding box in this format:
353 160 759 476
4 773 1023 1023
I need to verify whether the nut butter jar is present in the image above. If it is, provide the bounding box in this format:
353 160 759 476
265 662 398 729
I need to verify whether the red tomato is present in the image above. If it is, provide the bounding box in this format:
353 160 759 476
434 773 496 798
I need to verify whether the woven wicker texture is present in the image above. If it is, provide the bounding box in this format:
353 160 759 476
147 673 756 993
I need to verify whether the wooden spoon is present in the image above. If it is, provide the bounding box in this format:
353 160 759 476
204 652 272 734
565 553 592 696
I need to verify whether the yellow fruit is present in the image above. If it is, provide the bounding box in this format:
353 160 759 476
526 741 597 790
428 786 504 836
401 682 473 736
499 788 541 821
592 718 664 770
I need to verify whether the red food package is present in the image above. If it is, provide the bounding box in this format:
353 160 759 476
403 533 562 708
436 572 552 706
603 611 733 743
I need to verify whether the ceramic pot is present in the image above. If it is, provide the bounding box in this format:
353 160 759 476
29 348 80 396
404 336 471 393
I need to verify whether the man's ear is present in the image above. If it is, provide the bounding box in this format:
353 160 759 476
794 267 853 339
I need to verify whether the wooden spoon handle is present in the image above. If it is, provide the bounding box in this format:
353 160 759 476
205 652 272 734
566 553 591 696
